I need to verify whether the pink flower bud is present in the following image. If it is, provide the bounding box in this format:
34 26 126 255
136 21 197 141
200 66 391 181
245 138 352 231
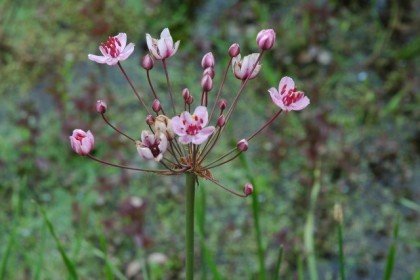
243 183 253 196
141 54 154 70
146 114 155 126
237 139 248 152
201 74 213 91
218 99 227 111
69 129 94 156
152 99 162 113
187 95 194 105
96 100 107 114
201 52 215 69
217 115 225 127
256 29 276 50
182 88 190 101
229 43 240 58
203 67 215 79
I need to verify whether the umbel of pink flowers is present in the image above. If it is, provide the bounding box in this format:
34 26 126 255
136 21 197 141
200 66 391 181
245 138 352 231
70 28 309 196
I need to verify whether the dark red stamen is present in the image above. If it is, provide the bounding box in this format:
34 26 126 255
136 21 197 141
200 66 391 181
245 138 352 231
100 36 121 58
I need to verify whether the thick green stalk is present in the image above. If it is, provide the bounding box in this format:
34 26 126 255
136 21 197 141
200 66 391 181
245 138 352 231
186 173 196 280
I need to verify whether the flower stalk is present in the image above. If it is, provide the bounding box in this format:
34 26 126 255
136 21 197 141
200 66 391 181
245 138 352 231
185 172 196 280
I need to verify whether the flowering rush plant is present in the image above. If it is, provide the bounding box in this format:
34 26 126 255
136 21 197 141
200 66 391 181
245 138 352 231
70 27 309 279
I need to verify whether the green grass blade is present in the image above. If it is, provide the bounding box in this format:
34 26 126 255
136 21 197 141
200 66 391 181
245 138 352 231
383 216 400 280
37 203 79 280
239 153 267 280
304 163 321 280
0 227 15 279
272 245 284 280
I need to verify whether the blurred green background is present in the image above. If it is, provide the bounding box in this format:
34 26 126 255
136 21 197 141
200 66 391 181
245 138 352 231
1 0 419 279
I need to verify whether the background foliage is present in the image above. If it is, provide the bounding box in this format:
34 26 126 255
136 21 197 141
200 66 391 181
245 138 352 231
0 0 419 279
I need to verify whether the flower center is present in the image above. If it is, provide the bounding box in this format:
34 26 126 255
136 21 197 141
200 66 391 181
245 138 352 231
149 141 161 157
281 85 303 106
75 133 85 143
184 114 204 136
101 36 122 58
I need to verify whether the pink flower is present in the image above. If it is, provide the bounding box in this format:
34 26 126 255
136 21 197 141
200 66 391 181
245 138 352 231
256 29 276 50
171 106 215 145
136 131 168 161
146 28 180 60
88 33 135 65
232 53 261 80
269 76 310 112
69 129 94 155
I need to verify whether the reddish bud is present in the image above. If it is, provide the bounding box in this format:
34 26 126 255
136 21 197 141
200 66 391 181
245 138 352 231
201 74 213 91
217 115 225 127
237 139 248 152
229 43 240 58
182 88 190 101
96 100 107 114
203 67 215 79
152 99 161 113
187 95 194 105
256 29 276 50
218 99 227 111
201 52 215 68
146 114 155 125
141 54 154 70
243 183 253 196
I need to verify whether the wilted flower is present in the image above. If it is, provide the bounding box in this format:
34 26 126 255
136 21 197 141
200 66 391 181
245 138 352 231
269 76 310 112
256 29 276 50
232 53 261 80
136 131 168 161
146 28 180 60
69 129 94 155
88 33 134 65
154 115 175 140
172 106 215 145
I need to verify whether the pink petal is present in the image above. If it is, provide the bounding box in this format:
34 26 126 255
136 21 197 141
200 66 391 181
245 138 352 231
278 76 295 95
119 43 135 61
268 87 285 109
115 33 127 49
172 41 180 56
138 147 154 160
157 38 169 59
290 96 310 111
179 135 192 144
160 28 171 39
193 106 209 126
88 54 109 64
171 116 186 136
192 127 214 145
105 58 119 66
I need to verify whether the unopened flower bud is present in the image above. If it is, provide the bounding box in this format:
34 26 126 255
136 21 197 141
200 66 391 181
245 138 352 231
229 43 240 58
237 139 248 152
141 54 154 70
146 114 155 126
182 88 190 101
256 29 276 50
69 129 94 156
218 99 227 111
152 99 162 113
217 115 225 127
187 95 194 105
201 74 213 91
201 52 215 69
96 100 107 114
203 67 215 79
243 183 253 196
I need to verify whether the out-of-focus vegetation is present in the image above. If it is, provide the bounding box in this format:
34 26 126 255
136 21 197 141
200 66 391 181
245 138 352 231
0 0 419 279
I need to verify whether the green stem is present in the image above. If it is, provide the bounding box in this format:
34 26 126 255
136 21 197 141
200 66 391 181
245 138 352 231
337 224 345 280
186 173 196 280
